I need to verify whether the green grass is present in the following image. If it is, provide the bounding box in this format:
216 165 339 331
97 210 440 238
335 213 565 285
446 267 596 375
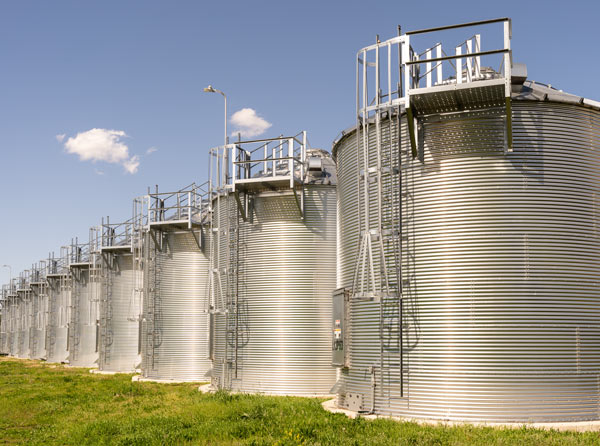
0 358 598 445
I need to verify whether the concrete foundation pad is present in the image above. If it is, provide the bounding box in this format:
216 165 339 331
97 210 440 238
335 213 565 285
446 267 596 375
65 364 97 370
131 375 209 384
90 369 136 375
197 383 334 398
321 399 600 433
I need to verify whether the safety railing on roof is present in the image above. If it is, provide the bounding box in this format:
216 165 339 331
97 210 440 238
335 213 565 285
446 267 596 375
357 18 511 112
209 131 308 192
47 247 71 276
135 181 211 231
357 18 513 156
68 227 101 266
101 216 134 249
30 261 47 284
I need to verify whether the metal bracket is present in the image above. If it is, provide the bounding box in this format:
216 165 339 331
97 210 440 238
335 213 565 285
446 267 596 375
292 186 304 219
406 107 418 158
190 229 202 251
233 191 248 222
505 97 513 152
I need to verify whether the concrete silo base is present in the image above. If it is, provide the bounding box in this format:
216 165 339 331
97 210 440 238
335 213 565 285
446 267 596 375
321 399 600 433
198 383 333 398
90 369 139 375
131 374 209 384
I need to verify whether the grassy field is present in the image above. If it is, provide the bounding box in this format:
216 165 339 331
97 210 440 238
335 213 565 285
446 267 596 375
0 358 598 445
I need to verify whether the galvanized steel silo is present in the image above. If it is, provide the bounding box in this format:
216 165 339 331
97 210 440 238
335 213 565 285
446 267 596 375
139 183 212 382
209 137 337 395
333 20 600 422
29 264 48 360
98 218 142 373
16 275 31 359
8 284 18 356
68 234 101 368
46 252 71 364
0 286 9 355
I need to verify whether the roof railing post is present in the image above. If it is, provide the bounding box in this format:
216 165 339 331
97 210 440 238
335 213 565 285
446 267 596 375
231 145 237 189
288 138 294 188
301 131 307 181
272 142 277 177
263 143 268 174
456 46 463 84
475 34 481 78
436 43 442 85
188 191 192 229
387 41 392 105
466 39 473 82
402 36 411 102
426 48 432 88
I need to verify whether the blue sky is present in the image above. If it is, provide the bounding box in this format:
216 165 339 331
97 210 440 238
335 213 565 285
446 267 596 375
1 0 598 281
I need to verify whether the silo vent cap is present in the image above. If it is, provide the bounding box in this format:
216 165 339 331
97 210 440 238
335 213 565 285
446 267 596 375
512 63 528 85
307 156 323 173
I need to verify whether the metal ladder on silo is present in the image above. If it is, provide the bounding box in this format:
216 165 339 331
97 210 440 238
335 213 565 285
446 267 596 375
46 279 56 359
30 290 38 357
225 195 240 386
100 253 114 367
144 229 162 371
69 270 80 361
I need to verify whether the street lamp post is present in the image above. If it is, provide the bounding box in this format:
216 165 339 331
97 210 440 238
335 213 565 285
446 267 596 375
203 85 228 146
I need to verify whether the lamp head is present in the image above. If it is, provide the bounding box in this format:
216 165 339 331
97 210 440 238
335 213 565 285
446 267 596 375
203 85 216 93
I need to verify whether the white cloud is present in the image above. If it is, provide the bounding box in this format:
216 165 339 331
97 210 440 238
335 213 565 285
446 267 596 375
122 155 140 174
55 134 66 142
94 169 105 176
146 147 158 155
62 128 140 174
230 108 272 138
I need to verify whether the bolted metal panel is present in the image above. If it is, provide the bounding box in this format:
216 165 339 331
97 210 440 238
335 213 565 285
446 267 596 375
334 100 600 422
141 229 211 381
68 269 100 367
99 254 141 372
46 276 70 363
211 184 337 395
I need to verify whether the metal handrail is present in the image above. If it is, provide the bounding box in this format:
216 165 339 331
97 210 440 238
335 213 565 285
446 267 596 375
138 181 212 230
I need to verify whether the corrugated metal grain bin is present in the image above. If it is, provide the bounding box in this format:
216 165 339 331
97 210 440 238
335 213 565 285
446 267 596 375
138 183 212 381
0 286 9 355
29 263 48 360
98 218 142 373
46 250 71 363
209 137 338 395
68 232 101 368
333 20 600 422
16 274 31 359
